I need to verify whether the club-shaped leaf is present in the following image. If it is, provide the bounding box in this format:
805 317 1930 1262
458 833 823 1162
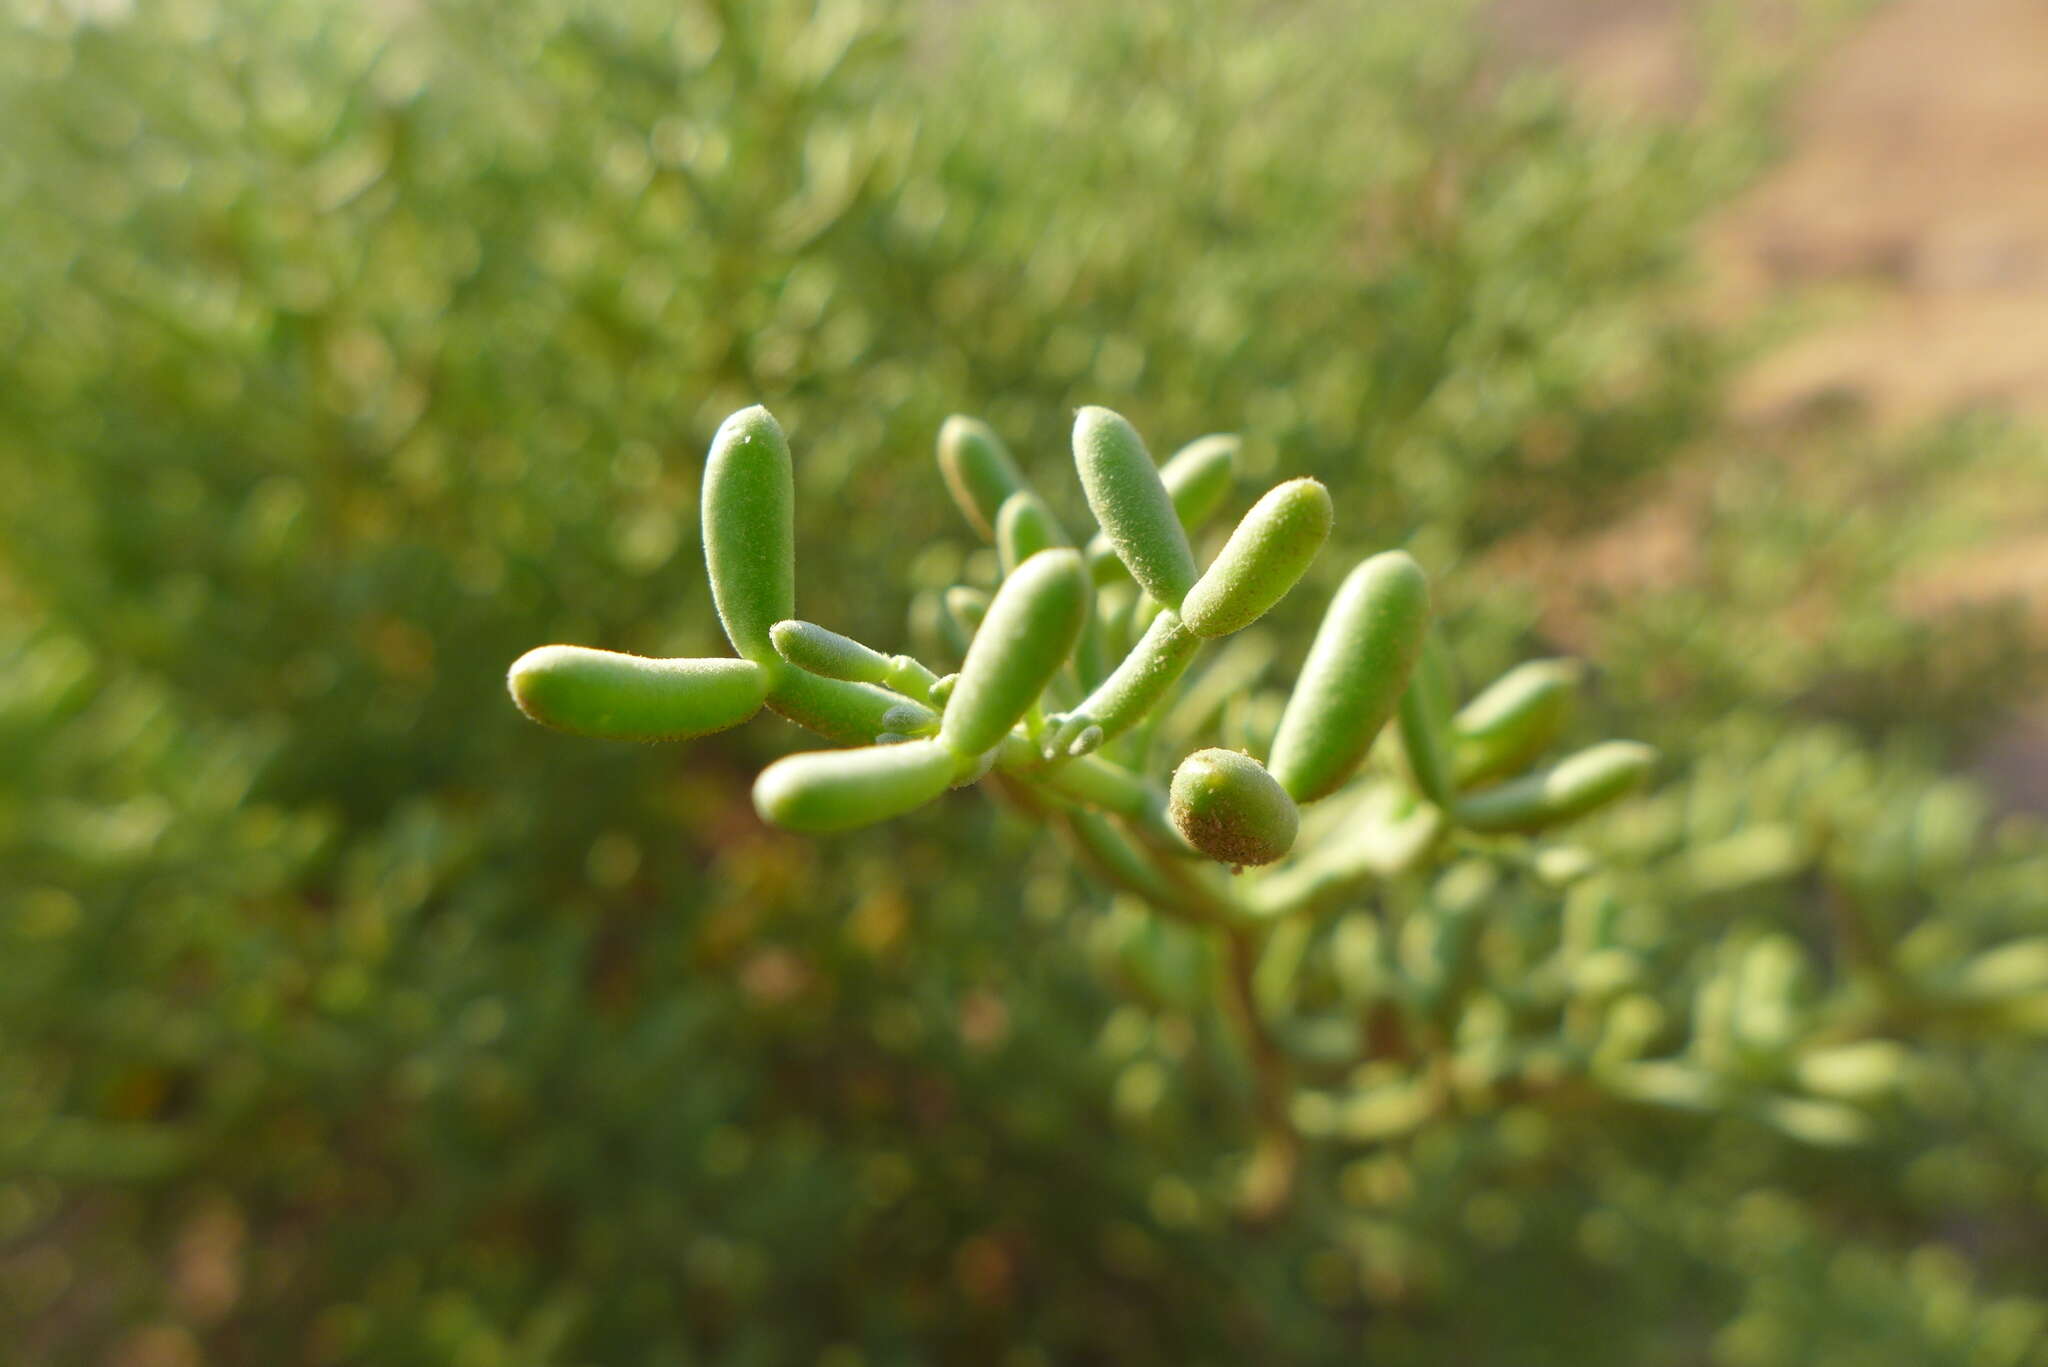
938 585 990 659
1159 433 1240 531
1454 658 1583 785
939 548 1089 757
1456 740 1656 834
1267 552 1431 803
996 488 1069 575
1086 431 1240 583
1397 626 1459 808
1180 477 1332 638
1073 406 1197 609
507 647 768 741
771 619 893 684
701 405 795 666
937 415 1029 540
753 737 960 832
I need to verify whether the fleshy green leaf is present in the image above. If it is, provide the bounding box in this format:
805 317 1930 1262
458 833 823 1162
1267 551 1431 803
701 405 796 666
1397 626 1459 808
753 738 961 832
1180 477 1331 639
938 585 990 659
507 647 767 741
1086 431 1239 582
1073 406 1197 609
1453 659 1582 785
937 415 1029 541
938 548 1089 757
770 619 893 684
1158 433 1240 532
996 488 1069 575
1456 740 1657 833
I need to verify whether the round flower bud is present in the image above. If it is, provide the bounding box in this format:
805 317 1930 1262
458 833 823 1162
1169 747 1300 867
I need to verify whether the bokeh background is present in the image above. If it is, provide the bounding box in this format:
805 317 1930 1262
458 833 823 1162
3 0 2046 1362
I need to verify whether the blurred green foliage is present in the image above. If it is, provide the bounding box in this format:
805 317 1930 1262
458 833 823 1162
1 0 2044 1363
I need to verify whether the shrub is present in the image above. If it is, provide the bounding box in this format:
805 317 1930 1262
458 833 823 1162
2 0 2044 1363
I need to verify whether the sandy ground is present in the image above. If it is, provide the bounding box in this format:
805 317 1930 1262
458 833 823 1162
1499 0 2048 421
1715 0 2048 424
1493 0 2048 802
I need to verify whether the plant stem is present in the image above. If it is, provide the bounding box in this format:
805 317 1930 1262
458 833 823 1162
1218 924 1300 1219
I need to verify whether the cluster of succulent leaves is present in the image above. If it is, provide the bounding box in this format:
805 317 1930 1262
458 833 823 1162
515 403 1651 840
509 401 1676 1202
4 0 2048 1364
516 394 2048 1222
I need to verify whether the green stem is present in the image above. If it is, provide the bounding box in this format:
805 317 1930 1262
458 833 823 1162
1051 610 1202 753
1219 925 1300 1219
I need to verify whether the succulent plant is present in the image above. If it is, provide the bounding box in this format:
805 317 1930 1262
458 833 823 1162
508 401 1661 1210
509 402 1653 855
